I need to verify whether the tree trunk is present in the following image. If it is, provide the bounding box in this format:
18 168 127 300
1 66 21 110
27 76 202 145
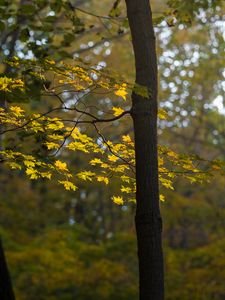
0 239 15 300
0 106 16 300
125 0 164 299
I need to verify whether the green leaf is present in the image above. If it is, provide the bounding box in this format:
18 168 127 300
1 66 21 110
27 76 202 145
20 28 30 42
109 0 121 17
20 4 36 15
133 83 149 98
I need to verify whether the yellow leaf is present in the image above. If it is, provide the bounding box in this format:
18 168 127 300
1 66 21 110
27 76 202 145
101 162 110 169
90 158 103 165
26 168 39 179
112 196 124 205
112 106 124 117
10 106 24 117
108 155 118 162
45 142 59 150
58 180 77 191
166 150 178 159
30 120 45 133
40 172 52 179
121 186 132 193
114 83 128 100
160 178 174 190
97 176 109 185
0 77 24 92
77 171 95 181
67 141 89 153
115 89 128 100
122 135 132 143
45 58 55 65
47 118 64 130
24 160 35 167
54 160 68 172
160 194 165 201
121 175 131 183
7 162 22 170
48 134 63 140
158 109 168 120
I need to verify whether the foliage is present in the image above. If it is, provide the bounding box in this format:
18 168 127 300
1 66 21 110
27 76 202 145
1 58 224 205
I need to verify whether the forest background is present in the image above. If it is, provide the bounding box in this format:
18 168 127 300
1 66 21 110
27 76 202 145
0 0 225 299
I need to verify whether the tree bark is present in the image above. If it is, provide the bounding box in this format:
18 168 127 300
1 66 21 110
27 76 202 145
0 106 16 300
125 0 164 299
0 239 15 300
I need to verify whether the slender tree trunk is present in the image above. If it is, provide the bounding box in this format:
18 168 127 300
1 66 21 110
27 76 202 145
0 1 26 297
0 127 15 299
0 18 17 300
0 239 15 300
0 103 15 299
125 0 164 299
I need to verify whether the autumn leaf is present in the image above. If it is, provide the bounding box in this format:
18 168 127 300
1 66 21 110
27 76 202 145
160 194 165 202
45 142 59 150
114 83 128 100
158 108 168 120
10 106 25 117
77 171 95 181
7 162 22 170
58 180 77 191
54 160 68 172
26 168 39 179
90 158 103 165
97 176 109 185
122 135 132 143
0 77 24 92
112 106 124 116
108 155 118 162
24 160 36 168
121 186 132 193
112 196 124 205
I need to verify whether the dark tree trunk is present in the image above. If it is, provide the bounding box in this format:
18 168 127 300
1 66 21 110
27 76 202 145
0 74 16 300
0 239 15 300
0 114 16 299
125 0 164 299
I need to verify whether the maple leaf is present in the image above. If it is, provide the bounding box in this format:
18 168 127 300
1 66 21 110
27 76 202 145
54 160 68 172
112 106 124 116
114 83 128 100
58 180 77 191
45 142 59 150
158 108 168 120
112 196 124 205
108 155 118 162
97 176 109 185
90 158 103 165
77 171 95 181
26 168 39 179
24 160 36 167
160 194 165 202
122 135 132 143
10 106 24 117
121 186 132 193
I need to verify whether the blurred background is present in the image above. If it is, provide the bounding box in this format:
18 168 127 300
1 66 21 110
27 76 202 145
0 0 225 299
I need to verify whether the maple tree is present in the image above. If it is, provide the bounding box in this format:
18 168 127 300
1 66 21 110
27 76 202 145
1 57 220 203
